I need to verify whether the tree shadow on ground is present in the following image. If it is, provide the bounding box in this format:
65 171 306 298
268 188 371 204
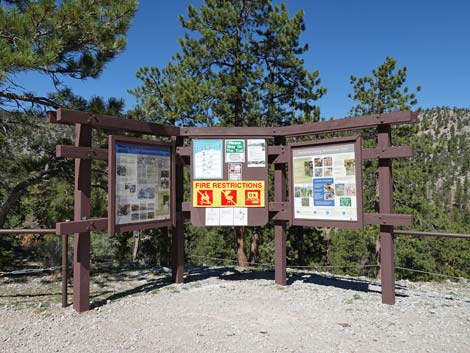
204 266 407 297
89 275 173 309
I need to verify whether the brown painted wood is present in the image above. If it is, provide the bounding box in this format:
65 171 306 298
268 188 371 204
180 111 417 138
54 108 179 136
274 137 287 286
362 146 413 160
56 218 107 235
377 125 395 305
282 111 418 137
172 137 185 284
364 213 413 226
62 234 68 308
56 145 108 161
73 123 92 313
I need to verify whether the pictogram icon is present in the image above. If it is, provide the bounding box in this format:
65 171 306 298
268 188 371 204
197 190 213 206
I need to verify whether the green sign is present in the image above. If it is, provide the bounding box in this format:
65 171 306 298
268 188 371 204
225 139 245 163
225 140 245 153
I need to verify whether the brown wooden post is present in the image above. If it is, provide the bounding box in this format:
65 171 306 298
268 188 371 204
274 137 287 285
73 124 92 312
377 124 395 304
172 137 185 283
61 234 68 308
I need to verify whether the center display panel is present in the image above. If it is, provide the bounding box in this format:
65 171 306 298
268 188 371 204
190 139 269 227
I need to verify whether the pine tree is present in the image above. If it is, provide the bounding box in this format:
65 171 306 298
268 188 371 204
130 0 325 265
346 56 421 278
0 0 137 109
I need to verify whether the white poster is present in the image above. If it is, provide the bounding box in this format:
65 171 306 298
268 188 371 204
233 208 248 226
219 208 234 226
115 143 171 225
205 208 220 226
247 139 266 167
193 139 223 179
292 142 358 221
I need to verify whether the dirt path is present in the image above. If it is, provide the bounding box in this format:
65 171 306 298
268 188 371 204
1 267 469 353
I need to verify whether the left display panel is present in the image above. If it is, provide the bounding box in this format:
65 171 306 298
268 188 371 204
108 136 173 236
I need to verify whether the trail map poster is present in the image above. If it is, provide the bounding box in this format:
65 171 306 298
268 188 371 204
292 141 360 222
193 139 223 179
114 143 171 225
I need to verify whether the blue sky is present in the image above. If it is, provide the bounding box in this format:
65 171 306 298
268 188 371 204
16 0 470 118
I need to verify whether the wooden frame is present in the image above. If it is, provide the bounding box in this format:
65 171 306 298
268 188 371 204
288 135 364 229
108 135 173 236
48 107 418 312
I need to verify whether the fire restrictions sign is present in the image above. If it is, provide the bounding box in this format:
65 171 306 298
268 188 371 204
193 181 265 207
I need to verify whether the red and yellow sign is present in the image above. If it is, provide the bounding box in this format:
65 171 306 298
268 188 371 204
193 181 265 207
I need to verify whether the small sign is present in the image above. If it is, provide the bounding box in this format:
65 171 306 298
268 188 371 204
225 139 245 162
228 163 242 180
247 139 266 167
193 181 265 207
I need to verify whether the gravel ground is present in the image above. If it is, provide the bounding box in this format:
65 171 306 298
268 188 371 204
1 266 469 353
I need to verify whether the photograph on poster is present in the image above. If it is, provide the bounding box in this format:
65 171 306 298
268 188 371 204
292 142 359 222
115 143 171 225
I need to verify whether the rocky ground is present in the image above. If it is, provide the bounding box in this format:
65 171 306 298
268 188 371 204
1 266 469 353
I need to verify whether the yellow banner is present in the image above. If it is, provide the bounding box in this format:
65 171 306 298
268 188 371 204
193 181 265 208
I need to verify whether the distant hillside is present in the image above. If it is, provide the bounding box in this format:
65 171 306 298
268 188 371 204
417 107 470 215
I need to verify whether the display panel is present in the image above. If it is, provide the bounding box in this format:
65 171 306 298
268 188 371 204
108 136 172 235
289 136 363 228
190 138 269 227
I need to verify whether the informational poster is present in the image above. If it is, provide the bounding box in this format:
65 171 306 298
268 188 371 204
193 181 265 207
247 139 266 167
193 139 223 179
115 143 171 225
292 142 358 221
204 207 248 226
225 139 245 163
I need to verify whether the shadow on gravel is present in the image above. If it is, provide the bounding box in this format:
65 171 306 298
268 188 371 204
185 266 409 297
89 275 173 309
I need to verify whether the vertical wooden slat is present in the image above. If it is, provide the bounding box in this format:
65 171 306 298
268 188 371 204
73 124 92 312
61 234 68 308
377 125 395 305
172 137 185 283
274 137 287 285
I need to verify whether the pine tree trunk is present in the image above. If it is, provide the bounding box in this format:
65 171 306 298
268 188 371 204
249 230 260 265
132 231 140 263
236 227 249 267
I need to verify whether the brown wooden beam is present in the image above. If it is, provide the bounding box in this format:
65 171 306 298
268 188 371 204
56 218 107 235
362 146 414 160
179 111 417 138
364 213 413 226
282 111 418 137
49 108 180 137
56 145 108 161
377 124 395 305
274 136 287 286
73 123 92 313
268 145 289 164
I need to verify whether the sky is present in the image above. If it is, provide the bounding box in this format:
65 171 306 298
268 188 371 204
15 0 470 119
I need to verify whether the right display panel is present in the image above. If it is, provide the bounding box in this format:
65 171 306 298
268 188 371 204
289 136 363 228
